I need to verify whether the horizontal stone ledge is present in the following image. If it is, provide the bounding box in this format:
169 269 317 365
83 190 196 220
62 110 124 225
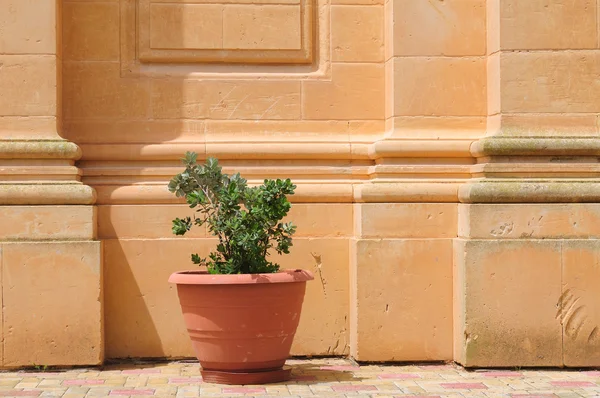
0 183 96 205
93 183 354 204
0 140 82 160
78 139 477 161
472 137 600 157
459 180 600 203
90 181 465 205
354 182 461 203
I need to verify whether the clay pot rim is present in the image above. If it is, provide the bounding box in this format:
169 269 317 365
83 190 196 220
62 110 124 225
168 269 314 285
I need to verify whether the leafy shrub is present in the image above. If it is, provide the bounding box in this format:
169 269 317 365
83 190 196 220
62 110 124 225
168 152 296 274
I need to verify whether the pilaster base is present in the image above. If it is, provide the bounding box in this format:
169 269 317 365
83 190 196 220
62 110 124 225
0 207 103 368
454 204 600 367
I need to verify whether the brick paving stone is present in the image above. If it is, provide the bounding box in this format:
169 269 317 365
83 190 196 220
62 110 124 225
63 380 104 386
440 382 488 389
109 389 155 395
378 373 420 380
331 384 377 392
0 359 599 397
222 387 266 393
550 381 597 387
482 371 525 378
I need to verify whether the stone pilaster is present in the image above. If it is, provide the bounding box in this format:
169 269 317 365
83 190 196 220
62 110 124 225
454 0 600 367
0 0 102 367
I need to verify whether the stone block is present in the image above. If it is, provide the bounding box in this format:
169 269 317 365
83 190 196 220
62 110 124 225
561 240 600 367
98 205 207 240
63 63 150 120
0 0 56 54
1 242 103 367
150 79 301 120
392 0 486 56
287 204 354 238
278 239 350 356
331 5 384 62
63 2 120 61
354 203 457 239
351 239 453 361
0 116 58 140
62 119 205 144
488 114 600 138
149 4 223 50
303 63 384 120
0 206 96 241
454 239 562 367
104 237 349 358
0 55 56 117
103 239 214 359
496 0 597 50
98 203 352 240
392 57 486 116
223 5 302 50
499 51 600 113
459 204 600 240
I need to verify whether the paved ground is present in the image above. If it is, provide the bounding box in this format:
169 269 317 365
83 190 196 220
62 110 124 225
0 358 599 397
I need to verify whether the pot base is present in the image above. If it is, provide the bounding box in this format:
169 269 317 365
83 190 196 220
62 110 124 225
201 367 292 385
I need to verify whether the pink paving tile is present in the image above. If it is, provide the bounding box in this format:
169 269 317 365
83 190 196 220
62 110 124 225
168 377 203 384
110 389 155 396
122 369 161 375
320 365 360 371
482 371 524 377
441 382 488 390
222 387 266 394
550 381 596 387
63 379 105 385
0 392 41 397
378 373 421 379
394 396 440 398
291 375 317 381
511 395 556 398
584 371 600 377
331 385 377 392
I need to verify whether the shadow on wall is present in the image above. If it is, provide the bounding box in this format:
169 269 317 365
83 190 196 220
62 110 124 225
103 240 164 358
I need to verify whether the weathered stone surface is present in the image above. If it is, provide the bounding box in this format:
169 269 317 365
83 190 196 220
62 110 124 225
459 204 600 239
392 57 486 116
392 0 486 56
561 240 600 367
454 239 562 367
2 0 600 370
351 239 453 361
0 0 56 54
355 203 457 238
1 242 103 367
493 0 598 51
104 237 349 358
0 206 96 240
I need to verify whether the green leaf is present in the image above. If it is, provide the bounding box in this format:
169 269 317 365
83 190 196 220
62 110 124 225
168 155 296 274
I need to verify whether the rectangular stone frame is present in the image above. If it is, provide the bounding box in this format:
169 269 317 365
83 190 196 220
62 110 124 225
137 0 314 64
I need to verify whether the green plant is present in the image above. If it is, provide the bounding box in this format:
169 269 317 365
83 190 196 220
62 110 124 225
168 152 297 275
32 364 49 372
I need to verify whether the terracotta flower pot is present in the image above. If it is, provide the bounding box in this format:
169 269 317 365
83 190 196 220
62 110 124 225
169 269 314 385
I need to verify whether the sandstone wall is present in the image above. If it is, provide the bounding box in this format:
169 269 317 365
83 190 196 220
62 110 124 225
0 0 598 367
